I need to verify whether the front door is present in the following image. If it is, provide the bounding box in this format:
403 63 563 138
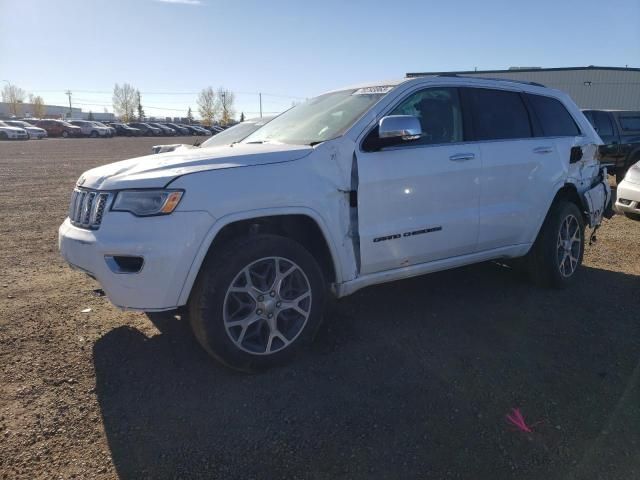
356 87 481 275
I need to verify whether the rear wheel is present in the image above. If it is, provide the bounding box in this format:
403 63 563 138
189 234 325 372
526 201 585 288
90 130 98 138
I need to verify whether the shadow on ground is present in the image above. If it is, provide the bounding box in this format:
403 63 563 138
93 263 640 479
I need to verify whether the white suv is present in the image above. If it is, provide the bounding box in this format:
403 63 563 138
69 120 111 138
59 76 610 371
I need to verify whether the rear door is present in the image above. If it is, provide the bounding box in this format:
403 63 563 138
356 86 482 274
584 110 621 167
615 113 640 169
463 87 563 250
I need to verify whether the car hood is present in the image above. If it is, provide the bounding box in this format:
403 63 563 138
78 143 313 190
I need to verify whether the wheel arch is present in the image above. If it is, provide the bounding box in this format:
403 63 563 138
625 146 640 168
177 208 342 306
528 181 586 250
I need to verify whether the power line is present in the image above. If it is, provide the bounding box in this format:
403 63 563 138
31 89 307 99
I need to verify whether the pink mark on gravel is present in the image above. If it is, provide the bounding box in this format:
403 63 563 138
506 408 534 433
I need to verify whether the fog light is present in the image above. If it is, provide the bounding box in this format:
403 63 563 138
105 255 144 274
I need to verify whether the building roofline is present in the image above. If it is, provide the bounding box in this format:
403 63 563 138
406 66 640 77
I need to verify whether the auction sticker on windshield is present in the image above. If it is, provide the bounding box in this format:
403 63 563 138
352 86 395 95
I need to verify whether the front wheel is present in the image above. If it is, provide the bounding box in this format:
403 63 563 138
61 130 69 138
189 234 326 372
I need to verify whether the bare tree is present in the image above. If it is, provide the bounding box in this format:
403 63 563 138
32 96 46 118
112 83 137 122
217 87 235 125
2 84 26 116
197 87 218 126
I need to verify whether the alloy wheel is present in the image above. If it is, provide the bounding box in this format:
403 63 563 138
556 214 581 277
223 257 312 355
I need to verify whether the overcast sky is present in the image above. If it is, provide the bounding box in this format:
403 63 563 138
1 0 639 119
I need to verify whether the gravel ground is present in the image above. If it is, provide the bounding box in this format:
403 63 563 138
1 137 639 480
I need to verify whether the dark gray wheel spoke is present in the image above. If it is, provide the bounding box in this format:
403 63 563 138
556 214 581 278
223 256 312 355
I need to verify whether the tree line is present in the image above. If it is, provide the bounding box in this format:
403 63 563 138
1 84 46 118
2 82 240 124
113 83 237 125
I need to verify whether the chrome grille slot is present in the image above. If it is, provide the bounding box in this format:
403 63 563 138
68 188 110 229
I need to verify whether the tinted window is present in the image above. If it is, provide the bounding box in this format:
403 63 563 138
526 94 580 137
591 111 614 136
619 115 640 132
389 87 464 145
466 88 532 140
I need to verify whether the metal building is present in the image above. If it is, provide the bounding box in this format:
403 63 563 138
406 66 640 110
0 102 115 121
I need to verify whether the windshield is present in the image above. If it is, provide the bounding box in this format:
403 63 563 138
241 88 390 146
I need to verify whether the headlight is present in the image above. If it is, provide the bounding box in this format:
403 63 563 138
111 189 184 216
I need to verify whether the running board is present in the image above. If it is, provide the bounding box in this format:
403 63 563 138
332 243 531 298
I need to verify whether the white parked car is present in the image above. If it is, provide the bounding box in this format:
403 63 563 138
5 120 48 139
69 120 112 138
615 161 640 220
0 121 28 140
92 121 116 137
59 76 611 371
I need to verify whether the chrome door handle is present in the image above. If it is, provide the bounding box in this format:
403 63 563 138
533 146 553 154
449 153 475 162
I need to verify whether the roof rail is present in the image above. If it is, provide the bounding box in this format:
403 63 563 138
434 73 546 88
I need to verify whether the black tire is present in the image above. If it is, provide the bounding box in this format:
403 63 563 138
0 132 7 140
616 168 626 186
526 201 585 288
624 212 640 221
90 131 98 138
61 130 69 138
188 234 326 372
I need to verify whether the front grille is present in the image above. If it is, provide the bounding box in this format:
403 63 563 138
68 188 110 229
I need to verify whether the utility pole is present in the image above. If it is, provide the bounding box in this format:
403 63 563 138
221 91 226 123
259 93 262 118
65 90 72 119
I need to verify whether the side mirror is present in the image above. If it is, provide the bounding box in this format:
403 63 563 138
379 115 422 141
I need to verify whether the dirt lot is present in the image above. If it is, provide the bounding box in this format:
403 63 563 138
1 137 639 479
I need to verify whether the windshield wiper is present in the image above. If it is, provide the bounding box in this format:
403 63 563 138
245 140 266 144
308 141 325 147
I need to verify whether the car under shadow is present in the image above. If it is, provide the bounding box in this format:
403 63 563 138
93 262 640 480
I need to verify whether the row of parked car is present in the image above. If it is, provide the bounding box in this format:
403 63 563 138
0 118 229 140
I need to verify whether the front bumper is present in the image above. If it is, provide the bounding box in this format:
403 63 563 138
27 129 47 139
58 210 214 310
615 179 640 216
6 131 28 139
